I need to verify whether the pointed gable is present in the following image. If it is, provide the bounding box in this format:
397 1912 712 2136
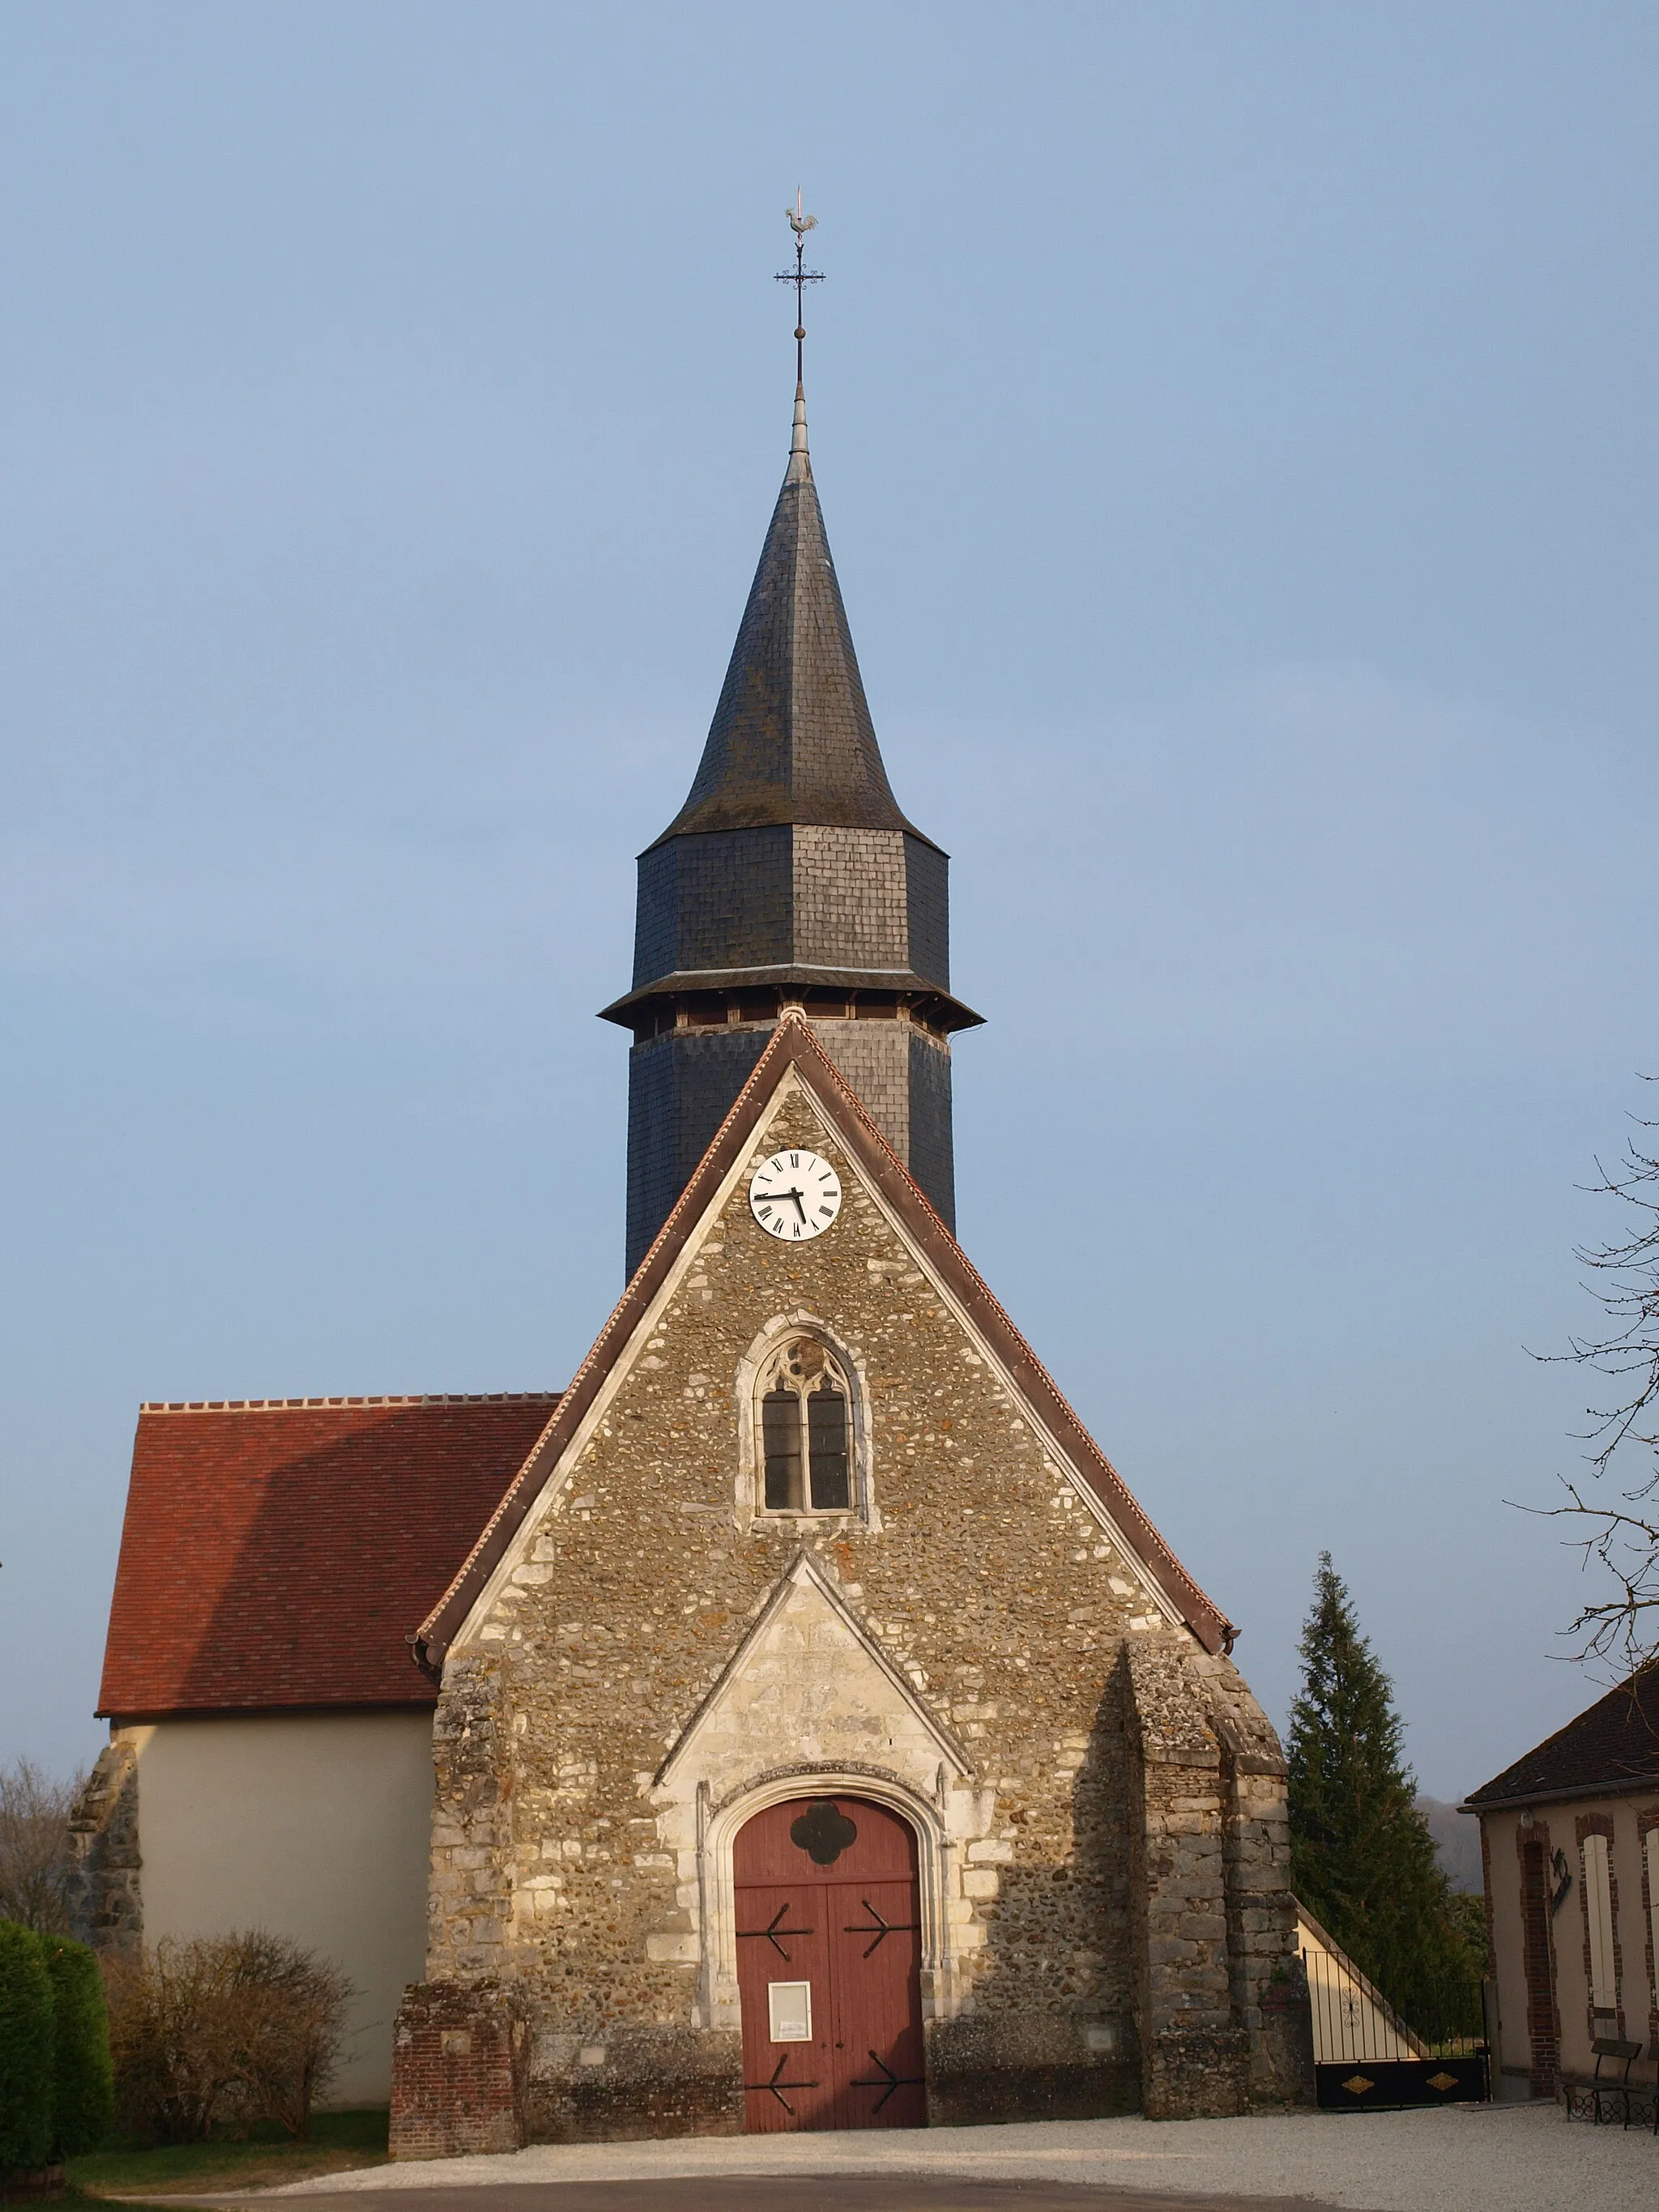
657 1550 972 1792
416 1014 1234 1666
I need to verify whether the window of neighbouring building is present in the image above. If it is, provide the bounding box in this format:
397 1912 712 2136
1581 1830 1616 2010
1646 1826 1659 2006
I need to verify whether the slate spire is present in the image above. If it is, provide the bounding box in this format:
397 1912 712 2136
603 237 979 1276
653 381 922 846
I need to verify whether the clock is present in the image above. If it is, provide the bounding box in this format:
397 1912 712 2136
749 1149 842 1242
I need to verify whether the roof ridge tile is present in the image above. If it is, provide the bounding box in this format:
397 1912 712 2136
139 1391 564 1415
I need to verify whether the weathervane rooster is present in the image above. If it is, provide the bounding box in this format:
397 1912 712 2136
778 190 823 386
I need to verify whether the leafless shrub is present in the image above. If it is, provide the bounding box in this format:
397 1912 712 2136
103 1930 353 2142
0 1757 83 1933
220 1933 354 2139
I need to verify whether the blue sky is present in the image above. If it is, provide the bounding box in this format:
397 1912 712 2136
2 3 1654 1798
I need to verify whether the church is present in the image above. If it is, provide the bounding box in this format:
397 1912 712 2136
75 266 1309 2146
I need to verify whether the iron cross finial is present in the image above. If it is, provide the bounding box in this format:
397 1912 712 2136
776 190 824 389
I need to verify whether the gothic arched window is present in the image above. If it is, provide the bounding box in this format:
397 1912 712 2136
757 1339 852 1514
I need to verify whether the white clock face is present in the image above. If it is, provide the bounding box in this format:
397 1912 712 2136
749 1149 842 1242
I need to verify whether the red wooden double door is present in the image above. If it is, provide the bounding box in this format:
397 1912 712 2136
734 1795 926 2131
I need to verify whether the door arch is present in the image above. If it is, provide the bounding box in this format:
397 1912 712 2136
733 1794 926 2132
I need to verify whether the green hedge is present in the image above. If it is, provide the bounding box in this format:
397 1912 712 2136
42 1935 113 2158
0 1921 54 2169
0 1921 114 2167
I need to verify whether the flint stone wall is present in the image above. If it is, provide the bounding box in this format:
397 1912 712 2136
417 1081 1300 2137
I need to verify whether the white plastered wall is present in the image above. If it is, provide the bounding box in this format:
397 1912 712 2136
118 1711 434 2105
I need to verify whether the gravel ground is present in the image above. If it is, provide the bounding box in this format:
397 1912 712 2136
254 2101 1656 2212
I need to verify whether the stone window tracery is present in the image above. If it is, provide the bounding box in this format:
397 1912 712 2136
757 1339 852 1514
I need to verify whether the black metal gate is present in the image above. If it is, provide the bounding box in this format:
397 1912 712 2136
1305 1940 1488 2111
1315 2051 1488 2111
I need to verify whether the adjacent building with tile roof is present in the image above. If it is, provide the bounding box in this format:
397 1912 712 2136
76 1396 561 2102
1463 1667 1659 2102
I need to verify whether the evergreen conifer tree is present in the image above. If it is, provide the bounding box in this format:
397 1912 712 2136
1286 1553 1479 2035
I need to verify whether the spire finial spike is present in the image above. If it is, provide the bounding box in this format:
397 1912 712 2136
777 194 823 462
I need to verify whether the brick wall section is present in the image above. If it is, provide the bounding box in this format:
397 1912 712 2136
1516 1822 1560 2097
426 1080 1297 2137
389 1981 527 2159
1640 1808 1659 2059
67 1741 142 1953
1480 1813 1495 1965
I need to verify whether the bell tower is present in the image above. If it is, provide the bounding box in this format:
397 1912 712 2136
601 216 979 1274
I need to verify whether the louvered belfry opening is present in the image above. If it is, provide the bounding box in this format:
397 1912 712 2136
760 1340 851 1514
599 387 982 1275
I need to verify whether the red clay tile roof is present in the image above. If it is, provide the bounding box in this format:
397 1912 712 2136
1464 1663 1659 1810
97 1394 560 1719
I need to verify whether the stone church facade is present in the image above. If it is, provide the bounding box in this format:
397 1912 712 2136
396 1023 1307 2148
81 359 1311 2149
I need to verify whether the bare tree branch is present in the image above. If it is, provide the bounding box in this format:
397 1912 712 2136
1526 1085 1659 1674
0 1756 85 1932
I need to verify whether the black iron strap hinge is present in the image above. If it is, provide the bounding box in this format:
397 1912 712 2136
736 1901 814 1958
851 2049 925 2112
744 2052 819 2113
843 1899 921 1958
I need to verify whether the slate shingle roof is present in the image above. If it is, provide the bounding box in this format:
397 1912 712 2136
651 430 926 846
97 1394 560 1718
1464 1664 1659 1809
